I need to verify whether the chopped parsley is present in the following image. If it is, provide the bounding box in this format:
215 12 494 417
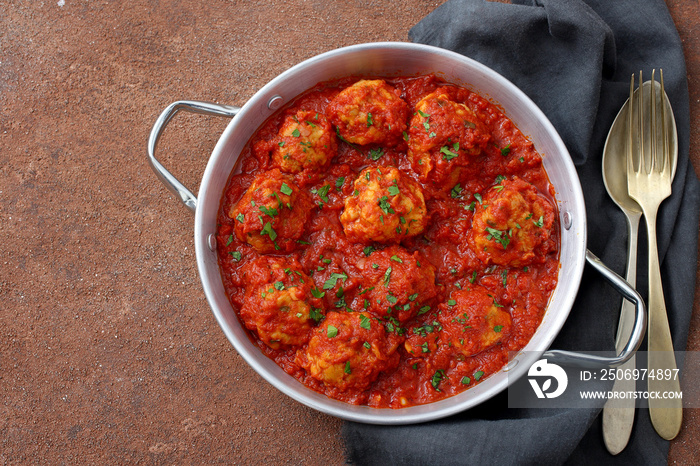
260 222 278 241
431 369 446 391
323 272 348 290
501 144 511 157
359 314 371 330
451 183 463 199
259 205 278 218
309 308 323 323
368 147 384 161
280 183 293 195
378 196 395 215
315 184 331 203
440 142 460 161
383 266 392 286
327 325 338 338
485 227 510 249
229 251 241 261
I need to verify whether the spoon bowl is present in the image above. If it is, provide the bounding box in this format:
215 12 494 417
603 81 677 206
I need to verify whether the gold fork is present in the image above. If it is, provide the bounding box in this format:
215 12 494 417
626 69 682 440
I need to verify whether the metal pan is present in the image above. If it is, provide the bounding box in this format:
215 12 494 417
148 42 645 424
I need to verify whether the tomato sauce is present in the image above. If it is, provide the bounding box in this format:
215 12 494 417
216 75 560 408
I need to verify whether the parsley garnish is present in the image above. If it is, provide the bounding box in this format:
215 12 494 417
440 143 460 161
368 147 384 161
280 183 293 195
316 184 330 203
260 222 277 241
378 196 394 215
359 314 371 330
431 369 446 391
323 272 348 290
485 227 510 248
327 325 338 338
309 308 323 323
259 205 278 218
383 266 392 286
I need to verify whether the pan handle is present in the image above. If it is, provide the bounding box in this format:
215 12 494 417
147 100 241 213
542 249 647 368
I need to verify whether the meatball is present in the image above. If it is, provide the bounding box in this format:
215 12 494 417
359 245 437 323
438 286 511 357
271 110 338 174
340 166 427 243
327 79 409 147
407 87 491 188
240 256 324 349
228 169 313 254
469 178 556 267
296 311 401 391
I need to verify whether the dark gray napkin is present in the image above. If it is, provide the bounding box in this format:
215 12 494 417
343 0 700 464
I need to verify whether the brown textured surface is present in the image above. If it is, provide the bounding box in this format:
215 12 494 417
0 1 697 464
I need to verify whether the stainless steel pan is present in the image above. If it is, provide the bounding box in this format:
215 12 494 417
148 42 645 424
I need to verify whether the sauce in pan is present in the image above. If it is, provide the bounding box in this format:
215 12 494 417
216 75 559 408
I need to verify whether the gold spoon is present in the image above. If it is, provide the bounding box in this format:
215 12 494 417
600 77 678 453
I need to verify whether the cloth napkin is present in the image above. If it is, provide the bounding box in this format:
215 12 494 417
343 0 700 464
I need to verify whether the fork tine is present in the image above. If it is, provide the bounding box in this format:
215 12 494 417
660 69 669 174
638 70 645 173
628 72 635 176
651 69 658 172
